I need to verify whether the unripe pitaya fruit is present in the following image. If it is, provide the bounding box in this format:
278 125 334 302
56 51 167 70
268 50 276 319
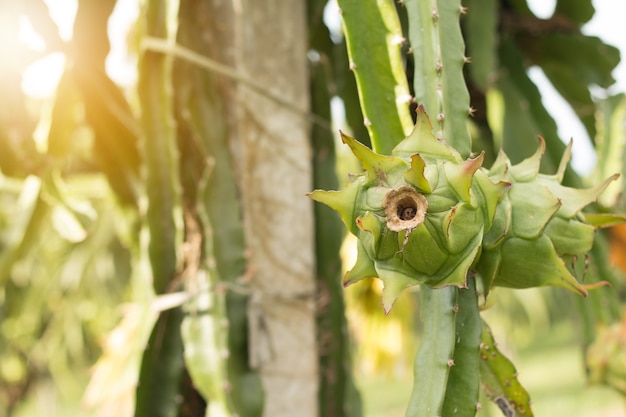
309 106 618 312
476 138 617 297
309 107 507 312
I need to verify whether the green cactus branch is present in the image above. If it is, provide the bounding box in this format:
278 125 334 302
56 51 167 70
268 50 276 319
405 286 457 416
138 10 181 296
406 0 471 157
336 0 414 153
441 278 481 417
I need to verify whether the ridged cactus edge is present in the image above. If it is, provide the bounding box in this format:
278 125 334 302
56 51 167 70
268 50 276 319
309 107 619 313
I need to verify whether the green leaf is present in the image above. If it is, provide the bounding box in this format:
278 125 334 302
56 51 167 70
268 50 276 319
524 34 619 89
554 0 595 24
343 239 379 287
472 170 511 230
0 176 48 285
181 282 233 415
539 174 618 219
508 137 544 182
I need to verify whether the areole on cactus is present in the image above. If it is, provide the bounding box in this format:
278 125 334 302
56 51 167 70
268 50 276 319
309 106 619 313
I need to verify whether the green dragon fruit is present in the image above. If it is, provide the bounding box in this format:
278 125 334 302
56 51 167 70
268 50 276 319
476 138 617 297
309 106 617 312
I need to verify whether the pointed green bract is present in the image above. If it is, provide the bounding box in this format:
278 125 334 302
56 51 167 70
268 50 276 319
308 183 360 235
443 153 484 204
509 136 545 181
340 131 408 186
392 107 461 162
404 154 431 193
539 174 618 218
343 240 378 286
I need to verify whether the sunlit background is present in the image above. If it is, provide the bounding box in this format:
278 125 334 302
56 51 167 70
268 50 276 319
16 0 626 174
